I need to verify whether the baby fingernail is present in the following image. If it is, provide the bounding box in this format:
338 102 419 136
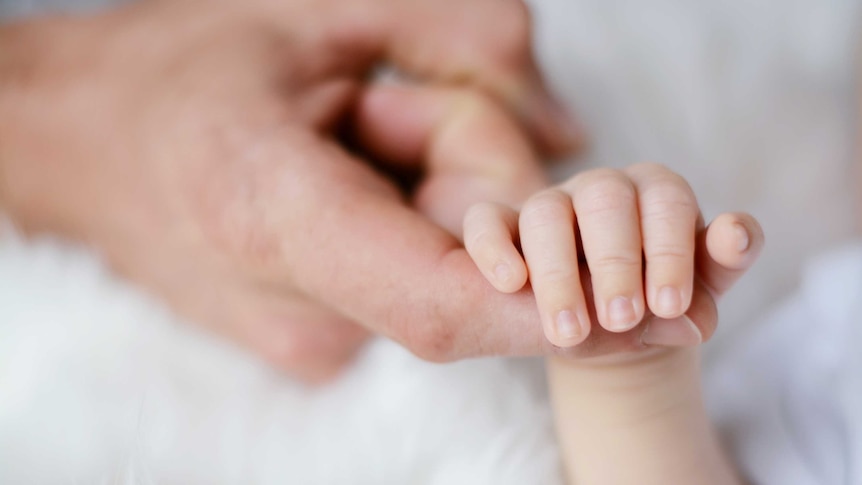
656 286 682 316
733 223 750 252
641 315 702 347
555 310 586 344
607 296 637 331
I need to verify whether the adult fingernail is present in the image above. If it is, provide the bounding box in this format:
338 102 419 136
733 223 750 252
607 296 637 331
641 315 702 347
555 310 587 344
656 286 682 316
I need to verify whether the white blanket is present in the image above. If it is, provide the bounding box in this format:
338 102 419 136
0 233 564 485
708 244 862 485
3 234 862 484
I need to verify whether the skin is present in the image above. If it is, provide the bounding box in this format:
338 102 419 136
464 163 760 348
548 213 762 485
465 165 764 484
0 0 731 382
549 347 743 485
0 0 573 382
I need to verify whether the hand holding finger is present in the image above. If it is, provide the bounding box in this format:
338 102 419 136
352 83 547 236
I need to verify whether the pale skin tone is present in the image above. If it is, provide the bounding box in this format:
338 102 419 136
0 0 573 382
0 0 733 382
0 0 767 479
465 164 764 484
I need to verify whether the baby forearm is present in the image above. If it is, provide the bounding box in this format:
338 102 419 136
547 348 741 485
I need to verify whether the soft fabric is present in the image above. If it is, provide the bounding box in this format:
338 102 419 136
0 231 564 485
707 244 862 485
5 237 862 484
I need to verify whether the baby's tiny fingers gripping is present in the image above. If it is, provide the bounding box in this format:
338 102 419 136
625 163 699 319
463 202 528 293
566 170 645 333
519 189 591 347
639 212 763 348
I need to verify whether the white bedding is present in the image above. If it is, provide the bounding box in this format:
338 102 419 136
0 233 563 484
708 244 862 485
1 0 860 483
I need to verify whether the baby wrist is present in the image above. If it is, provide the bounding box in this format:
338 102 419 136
547 347 703 428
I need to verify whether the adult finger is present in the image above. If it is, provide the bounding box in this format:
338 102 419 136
378 0 582 156
244 310 369 385
231 130 547 361
352 83 548 234
214 288 370 384
277 0 584 157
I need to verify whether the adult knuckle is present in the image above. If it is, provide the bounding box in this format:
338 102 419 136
193 168 285 267
391 251 485 363
383 292 459 363
403 318 458 363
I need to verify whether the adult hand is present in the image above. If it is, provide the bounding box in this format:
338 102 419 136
0 0 749 378
0 0 579 381
0 0 752 382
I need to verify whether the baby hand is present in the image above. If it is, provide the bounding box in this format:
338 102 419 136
464 163 762 348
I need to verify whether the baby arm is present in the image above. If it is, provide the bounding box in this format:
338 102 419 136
548 348 738 485
464 163 764 484
548 211 761 485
